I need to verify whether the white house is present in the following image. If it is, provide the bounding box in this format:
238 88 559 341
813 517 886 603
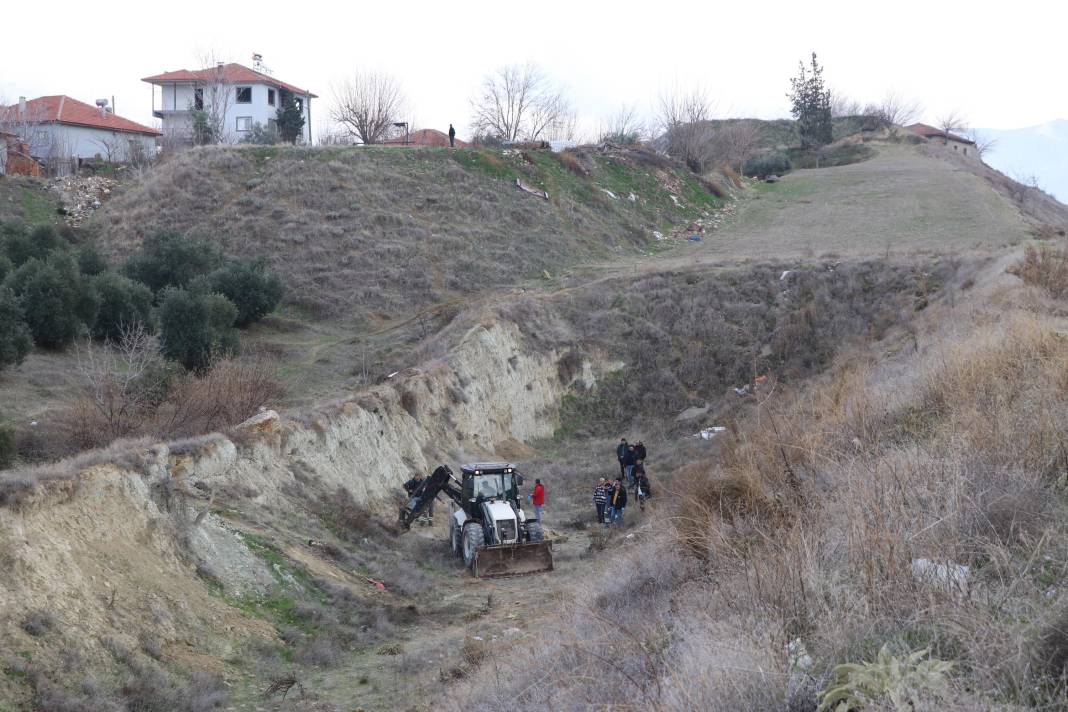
142 62 316 146
0 95 160 174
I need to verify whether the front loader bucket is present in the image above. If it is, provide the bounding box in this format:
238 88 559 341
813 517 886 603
473 541 554 578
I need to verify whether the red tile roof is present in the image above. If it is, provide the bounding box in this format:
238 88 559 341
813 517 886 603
383 128 468 148
142 63 317 98
0 96 161 136
905 123 974 145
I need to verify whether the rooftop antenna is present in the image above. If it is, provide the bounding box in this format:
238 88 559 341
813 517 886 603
252 53 272 75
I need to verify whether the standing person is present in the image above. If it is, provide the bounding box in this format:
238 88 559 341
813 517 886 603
616 439 628 479
593 478 609 524
632 459 646 494
529 478 545 522
448 124 456 148
609 477 627 525
635 440 647 464
623 445 637 488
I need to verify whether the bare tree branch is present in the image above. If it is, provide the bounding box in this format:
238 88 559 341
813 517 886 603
331 70 407 145
862 90 923 128
469 64 572 142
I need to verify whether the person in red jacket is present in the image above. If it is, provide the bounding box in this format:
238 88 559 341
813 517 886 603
529 478 545 522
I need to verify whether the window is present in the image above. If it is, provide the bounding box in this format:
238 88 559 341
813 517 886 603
235 86 252 104
963 148 968 156
294 97 303 114
194 88 204 111
236 116 252 132
267 89 276 106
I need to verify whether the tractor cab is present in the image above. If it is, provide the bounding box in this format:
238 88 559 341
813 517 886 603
460 463 523 514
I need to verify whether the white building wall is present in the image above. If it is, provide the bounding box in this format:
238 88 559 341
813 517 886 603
50 124 156 161
155 80 312 145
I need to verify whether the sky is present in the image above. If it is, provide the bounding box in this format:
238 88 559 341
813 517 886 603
2 0 1067 141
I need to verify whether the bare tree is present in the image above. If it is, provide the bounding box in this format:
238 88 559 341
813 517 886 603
331 69 407 145
829 89 862 118
469 63 572 142
966 129 998 160
599 104 645 144
189 51 235 144
937 110 968 138
76 323 165 441
655 84 716 171
707 120 762 171
862 90 923 128
92 132 129 163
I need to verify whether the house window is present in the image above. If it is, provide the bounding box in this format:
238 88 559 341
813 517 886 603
194 88 204 110
236 86 252 104
236 116 252 132
963 148 968 156
268 89 276 106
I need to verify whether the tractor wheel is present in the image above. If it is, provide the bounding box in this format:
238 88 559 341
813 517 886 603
462 522 484 569
450 519 463 556
526 521 545 543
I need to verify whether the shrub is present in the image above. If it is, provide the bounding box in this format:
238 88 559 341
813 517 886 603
91 272 155 341
77 244 109 276
742 152 792 178
0 287 33 370
6 254 97 348
22 610 57 636
123 231 221 294
3 224 69 267
196 259 284 327
239 122 280 146
158 287 238 372
0 425 15 468
0 254 12 282
1008 243 1068 299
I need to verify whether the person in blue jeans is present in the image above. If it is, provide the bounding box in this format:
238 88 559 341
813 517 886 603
608 478 627 525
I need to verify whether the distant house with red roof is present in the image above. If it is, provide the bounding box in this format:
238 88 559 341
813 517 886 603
906 123 978 159
383 128 468 148
0 95 160 173
143 59 316 146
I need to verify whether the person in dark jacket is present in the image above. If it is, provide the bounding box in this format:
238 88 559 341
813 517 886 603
448 124 456 147
623 445 637 487
635 465 652 498
402 472 432 524
616 439 628 478
632 460 647 493
593 478 609 524
635 441 647 463
608 478 627 524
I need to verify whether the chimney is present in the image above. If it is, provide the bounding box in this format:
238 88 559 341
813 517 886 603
18 96 26 118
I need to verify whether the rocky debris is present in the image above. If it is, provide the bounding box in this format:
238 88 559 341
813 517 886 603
664 203 737 242
235 409 280 435
49 174 119 226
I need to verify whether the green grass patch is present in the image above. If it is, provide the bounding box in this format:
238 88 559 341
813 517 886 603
451 148 520 181
787 143 875 170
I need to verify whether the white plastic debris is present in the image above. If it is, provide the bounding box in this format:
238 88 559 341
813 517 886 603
386 371 399 379
911 558 969 596
780 270 792 280
652 231 665 241
628 193 637 203
600 188 619 200
695 426 727 440
669 195 682 207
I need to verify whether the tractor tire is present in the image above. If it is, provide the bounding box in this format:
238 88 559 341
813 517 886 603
526 521 545 543
462 522 484 569
450 519 463 557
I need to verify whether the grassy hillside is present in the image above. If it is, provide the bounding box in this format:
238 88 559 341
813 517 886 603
89 145 723 326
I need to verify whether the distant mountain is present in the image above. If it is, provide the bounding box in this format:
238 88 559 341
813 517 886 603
977 120 1068 203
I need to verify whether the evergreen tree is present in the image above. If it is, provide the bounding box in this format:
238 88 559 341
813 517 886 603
158 287 239 372
122 231 221 294
0 287 32 371
788 53 833 149
276 90 306 144
5 254 97 348
91 272 155 341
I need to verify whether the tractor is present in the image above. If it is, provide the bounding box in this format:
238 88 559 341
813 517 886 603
399 463 553 578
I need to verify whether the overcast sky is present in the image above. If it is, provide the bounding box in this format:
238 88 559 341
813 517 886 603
2 0 1065 139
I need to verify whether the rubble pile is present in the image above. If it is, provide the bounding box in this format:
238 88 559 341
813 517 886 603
49 175 119 226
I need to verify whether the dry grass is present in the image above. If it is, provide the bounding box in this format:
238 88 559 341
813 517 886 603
452 284 1068 709
1009 241 1068 299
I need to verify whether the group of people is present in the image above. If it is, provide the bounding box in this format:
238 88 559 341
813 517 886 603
593 438 653 525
